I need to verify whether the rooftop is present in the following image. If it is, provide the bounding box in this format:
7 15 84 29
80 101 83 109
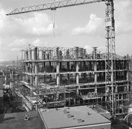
39 106 111 129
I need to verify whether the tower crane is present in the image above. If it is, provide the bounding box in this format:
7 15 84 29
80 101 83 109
7 0 116 116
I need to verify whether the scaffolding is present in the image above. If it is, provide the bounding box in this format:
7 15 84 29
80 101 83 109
20 46 131 117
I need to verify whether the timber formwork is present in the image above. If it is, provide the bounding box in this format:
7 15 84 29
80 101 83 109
21 46 131 117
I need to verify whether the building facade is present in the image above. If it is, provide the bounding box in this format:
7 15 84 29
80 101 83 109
21 46 131 117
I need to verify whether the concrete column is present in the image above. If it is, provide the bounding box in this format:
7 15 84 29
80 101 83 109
49 62 52 80
31 63 33 73
83 61 86 71
94 61 97 94
30 50 32 60
76 87 79 96
30 76 32 85
76 62 79 85
22 74 25 81
29 63 31 73
56 62 60 86
39 50 43 60
25 75 28 82
28 50 30 60
43 62 46 83
49 62 52 72
33 76 35 86
26 50 29 60
127 68 129 82
67 62 70 81
43 51 45 60
37 49 39 60
35 63 38 87
56 47 59 60
115 84 117 93
43 62 45 72
22 51 24 60
60 74 62 85
32 50 34 60
25 50 28 60
24 51 26 60
33 63 35 73
126 63 129 92
25 63 28 72
95 86 97 94
94 61 97 83
92 47 97 59
39 50 41 60
34 47 38 60
42 51 45 60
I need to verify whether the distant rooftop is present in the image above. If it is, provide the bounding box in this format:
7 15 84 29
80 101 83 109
39 106 111 129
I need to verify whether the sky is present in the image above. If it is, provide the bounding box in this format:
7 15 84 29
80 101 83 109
0 0 132 61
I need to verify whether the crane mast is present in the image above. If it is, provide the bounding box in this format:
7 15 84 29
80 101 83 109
105 0 115 116
7 0 116 116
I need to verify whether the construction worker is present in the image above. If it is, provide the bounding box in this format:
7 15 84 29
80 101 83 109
24 111 30 120
24 106 30 121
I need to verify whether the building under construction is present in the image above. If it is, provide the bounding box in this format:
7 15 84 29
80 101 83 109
20 46 131 117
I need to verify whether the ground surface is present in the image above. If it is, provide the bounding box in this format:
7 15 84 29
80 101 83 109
112 124 129 129
0 92 45 129
0 111 45 129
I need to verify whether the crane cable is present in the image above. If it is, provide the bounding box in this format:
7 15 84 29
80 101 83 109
52 9 56 37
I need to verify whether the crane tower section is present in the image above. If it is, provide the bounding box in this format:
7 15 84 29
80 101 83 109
105 0 116 116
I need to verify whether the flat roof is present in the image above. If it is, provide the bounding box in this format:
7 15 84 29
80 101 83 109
39 106 110 129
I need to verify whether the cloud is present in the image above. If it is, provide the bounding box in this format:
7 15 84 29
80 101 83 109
8 38 48 51
84 45 93 53
0 0 131 61
0 40 4 61
16 13 54 36
84 45 106 54
72 14 103 35
7 38 28 53
0 8 54 37
0 5 55 61
3 38 49 61
98 46 106 53
115 0 132 33
0 8 8 31
32 39 47 47
72 0 132 36
9 38 27 48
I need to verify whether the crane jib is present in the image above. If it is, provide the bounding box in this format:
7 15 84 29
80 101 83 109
6 0 112 16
